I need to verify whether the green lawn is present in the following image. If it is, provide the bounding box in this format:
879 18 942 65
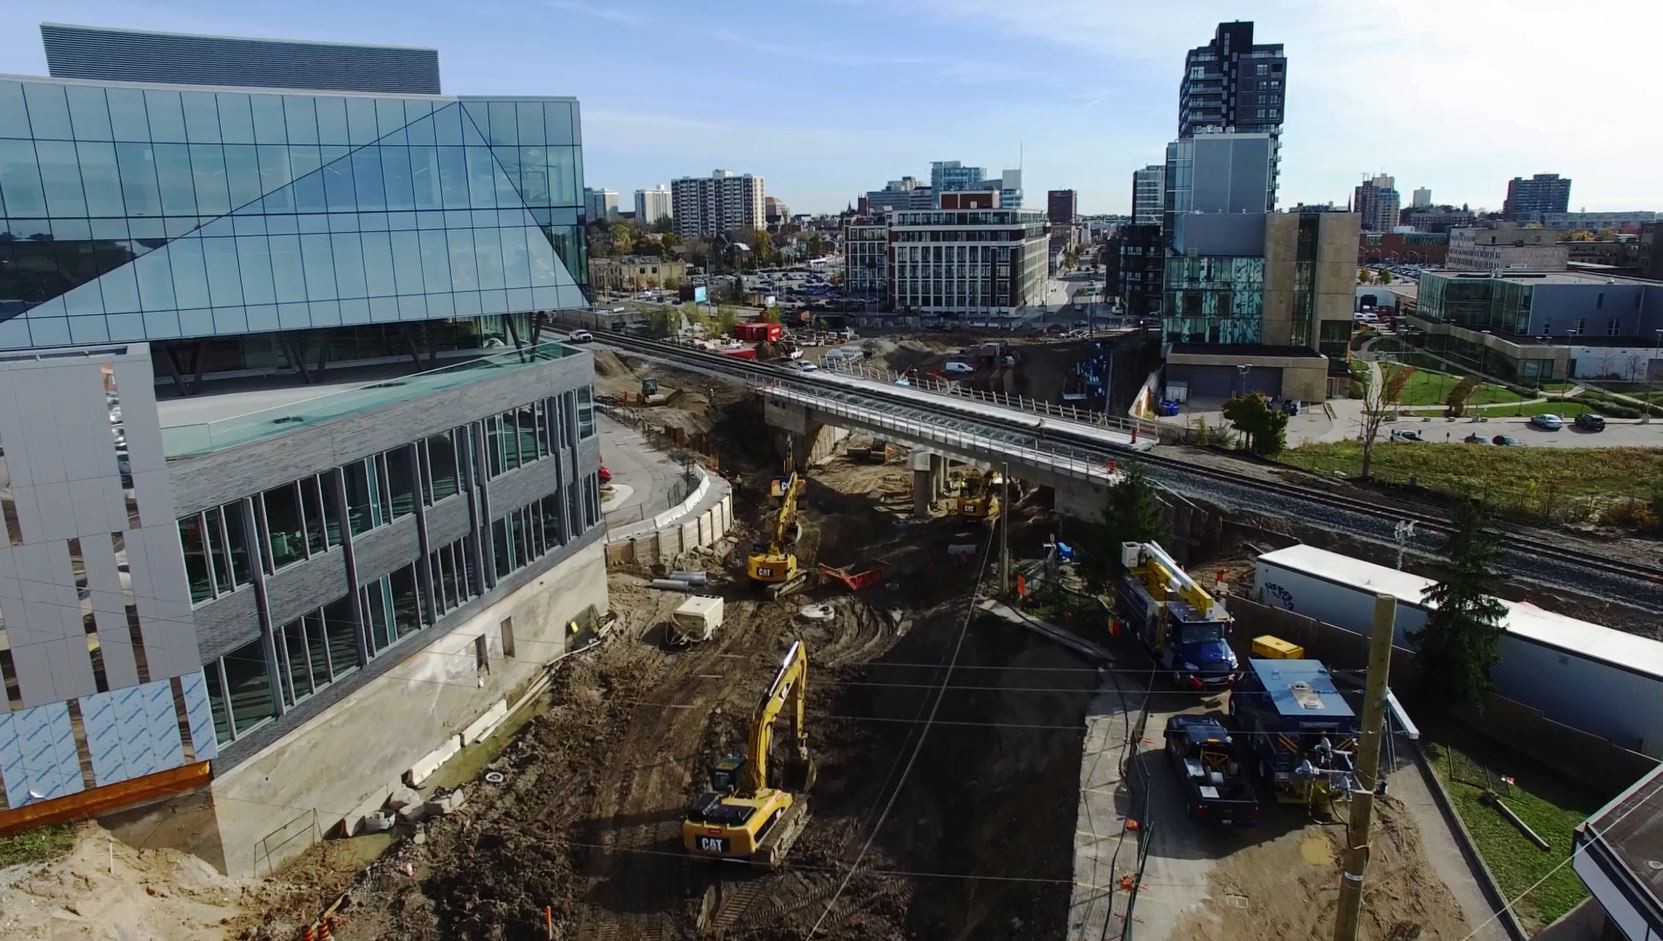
1384 363 1523 407
1280 440 1663 515
1423 734 1602 931
1402 400 1597 419
0 824 75 869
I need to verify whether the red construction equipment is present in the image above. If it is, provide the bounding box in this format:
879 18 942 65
817 560 890 591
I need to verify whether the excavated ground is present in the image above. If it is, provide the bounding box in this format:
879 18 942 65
310 450 1091 941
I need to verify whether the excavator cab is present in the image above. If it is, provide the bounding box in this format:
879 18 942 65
709 755 745 793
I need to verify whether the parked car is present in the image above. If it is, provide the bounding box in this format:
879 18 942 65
1463 433 1489 444
1492 434 1522 446
1281 400 1303 417
1529 413 1564 431
794 361 818 372
1389 429 1423 442
568 329 593 343
943 361 976 376
1157 399 1182 417
1573 413 1606 432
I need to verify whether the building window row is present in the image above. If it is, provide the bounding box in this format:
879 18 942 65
491 494 565 582
259 472 344 572
429 533 483 617
419 429 465 505
178 502 255 605
273 596 359 712
485 401 552 478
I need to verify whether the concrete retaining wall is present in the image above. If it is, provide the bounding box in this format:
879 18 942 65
605 493 734 568
105 541 609 876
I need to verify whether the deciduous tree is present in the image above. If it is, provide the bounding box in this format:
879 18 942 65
1221 393 1289 456
1083 462 1168 592
1359 362 1414 479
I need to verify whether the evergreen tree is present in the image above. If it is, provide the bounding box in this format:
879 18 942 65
1084 462 1168 592
1412 501 1506 708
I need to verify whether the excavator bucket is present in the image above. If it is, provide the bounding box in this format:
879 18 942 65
784 752 817 792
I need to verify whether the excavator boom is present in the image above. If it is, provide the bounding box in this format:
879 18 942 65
744 640 812 794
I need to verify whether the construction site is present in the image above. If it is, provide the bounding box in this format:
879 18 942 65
3 339 1651 941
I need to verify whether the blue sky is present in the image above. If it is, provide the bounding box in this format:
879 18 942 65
4 1 1660 216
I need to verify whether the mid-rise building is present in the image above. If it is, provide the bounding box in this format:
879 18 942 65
1162 132 1276 238
1359 232 1449 267
1448 224 1569 271
862 177 932 215
0 28 601 877
996 168 1024 210
1643 223 1663 281
1401 207 1478 234
1503 173 1572 221
634 186 672 226
584 188 619 222
1114 223 1165 318
1538 211 1658 231
930 160 985 193
887 207 1049 319
765 196 790 231
1047 189 1078 226
1132 165 1165 225
843 220 889 304
1411 187 1432 209
589 255 686 292
40 22 441 94
1179 21 1286 206
1352 174 1400 233
1413 270 1663 383
670 169 765 239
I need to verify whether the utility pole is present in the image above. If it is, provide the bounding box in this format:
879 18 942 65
999 461 1011 595
1333 592 1398 941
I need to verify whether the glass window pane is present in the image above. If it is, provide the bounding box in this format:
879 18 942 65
181 92 220 142
77 142 125 217
304 612 330 688
409 146 441 210
418 229 452 293
143 90 186 143
542 495 562 549
578 386 595 438
224 501 253 586
380 146 415 210
516 404 537 465
204 506 233 596
250 95 288 144
426 432 458 502
256 145 293 209
222 144 260 209
321 473 344 546
345 96 378 144
501 226 532 288
203 233 244 307
216 93 254 144
0 141 45 217
237 235 277 304
487 101 517 146
437 146 469 209
349 147 386 210
331 233 367 299
169 234 211 310
475 223 505 290
362 579 391 652
283 96 319 145
300 233 337 298
268 235 306 304
263 481 305 569
188 143 229 215
322 147 356 210
446 228 479 290
389 564 421 640
390 231 424 294
360 231 396 296
283 618 312 701
500 412 520 472
442 542 462 608
385 447 415 519
464 146 498 208
344 459 375 536
314 95 348 144
35 140 86 217
224 638 274 735
323 596 358 679
0 82 29 133
288 145 324 212
205 662 233 745
23 83 72 139
65 85 113 140
178 514 213 604
492 517 511 580
300 476 326 555
152 143 197 215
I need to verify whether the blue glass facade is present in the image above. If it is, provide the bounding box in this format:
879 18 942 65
0 77 586 351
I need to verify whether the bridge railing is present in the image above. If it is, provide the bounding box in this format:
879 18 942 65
764 384 1121 486
822 358 1159 440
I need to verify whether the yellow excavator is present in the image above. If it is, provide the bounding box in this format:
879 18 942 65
682 640 816 867
957 468 1004 521
746 467 807 596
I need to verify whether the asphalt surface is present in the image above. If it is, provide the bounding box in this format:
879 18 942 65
596 413 692 528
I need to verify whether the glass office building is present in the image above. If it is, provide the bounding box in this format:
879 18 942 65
0 77 587 359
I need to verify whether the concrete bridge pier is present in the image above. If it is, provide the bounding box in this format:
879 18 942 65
909 449 948 518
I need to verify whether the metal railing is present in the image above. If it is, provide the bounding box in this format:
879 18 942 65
820 357 1158 439
762 383 1120 485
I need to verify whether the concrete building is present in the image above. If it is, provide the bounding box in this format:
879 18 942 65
1352 174 1400 233
862 177 932 215
633 186 672 227
843 220 889 304
1573 762 1663 941
0 29 603 876
1447 224 1569 271
887 207 1049 319
1358 232 1448 266
1162 210 1361 403
1411 187 1432 209
1539 210 1657 231
1132 165 1165 226
1644 223 1663 281
589 255 686 292
996 168 1024 210
40 22 441 95
1400 207 1477 234
1047 189 1078 226
1179 21 1286 206
1503 173 1572 221
584 188 619 222
1411 269 1663 383
1114 223 1164 318
670 169 765 239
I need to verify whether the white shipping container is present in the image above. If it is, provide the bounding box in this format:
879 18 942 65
1254 544 1663 757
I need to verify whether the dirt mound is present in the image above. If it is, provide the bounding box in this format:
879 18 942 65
1172 798 1473 941
0 822 256 941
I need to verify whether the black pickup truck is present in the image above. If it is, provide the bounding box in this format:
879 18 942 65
1164 714 1260 827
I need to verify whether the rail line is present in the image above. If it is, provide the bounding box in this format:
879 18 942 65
584 332 1663 603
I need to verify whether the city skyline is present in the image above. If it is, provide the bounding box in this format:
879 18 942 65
0 1 1658 216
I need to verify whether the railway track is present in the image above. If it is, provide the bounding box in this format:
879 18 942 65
583 331 1663 609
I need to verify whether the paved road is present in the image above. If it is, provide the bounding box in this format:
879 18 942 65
597 414 692 528
1159 401 1663 449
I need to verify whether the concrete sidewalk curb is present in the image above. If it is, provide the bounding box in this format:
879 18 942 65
1410 741 1530 941
606 465 715 543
